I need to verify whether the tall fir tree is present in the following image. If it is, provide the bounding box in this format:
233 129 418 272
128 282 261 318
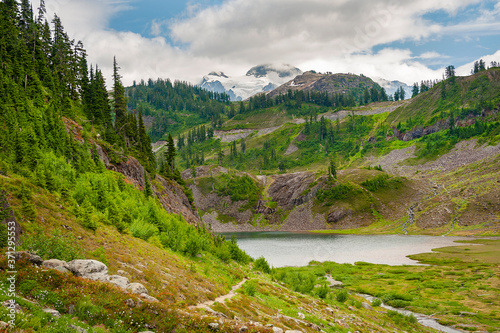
165 133 176 171
113 56 127 142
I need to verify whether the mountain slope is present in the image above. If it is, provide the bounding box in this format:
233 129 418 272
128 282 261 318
268 71 384 100
172 68 500 236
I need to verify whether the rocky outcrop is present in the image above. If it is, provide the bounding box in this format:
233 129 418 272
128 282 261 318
13 252 42 265
392 119 448 141
267 172 322 210
393 108 499 142
327 208 353 224
188 169 332 231
47 259 159 302
153 175 200 224
102 151 199 224
62 119 199 225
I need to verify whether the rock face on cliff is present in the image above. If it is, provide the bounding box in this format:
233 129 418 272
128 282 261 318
392 108 499 142
111 155 200 224
185 167 337 232
62 117 199 225
94 146 199 224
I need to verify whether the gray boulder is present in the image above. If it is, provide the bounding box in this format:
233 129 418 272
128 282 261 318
2 300 22 313
106 275 130 290
208 323 219 331
139 293 159 303
272 328 284 333
42 259 69 270
54 266 71 274
43 308 61 318
362 302 373 310
14 251 43 266
126 282 148 295
68 260 108 279
68 324 88 333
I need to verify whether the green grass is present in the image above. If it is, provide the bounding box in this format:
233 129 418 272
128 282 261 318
273 240 500 332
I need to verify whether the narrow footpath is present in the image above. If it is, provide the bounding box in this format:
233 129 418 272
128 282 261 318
193 278 248 310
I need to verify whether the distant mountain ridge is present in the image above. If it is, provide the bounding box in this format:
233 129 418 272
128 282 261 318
268 71 383 100
374 77 412 99
199 64 302 101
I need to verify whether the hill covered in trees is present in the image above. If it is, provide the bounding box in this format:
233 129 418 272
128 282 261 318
125 79 230 142
162 65 500 237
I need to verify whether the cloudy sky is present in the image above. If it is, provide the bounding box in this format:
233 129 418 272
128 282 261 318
37 0 500 86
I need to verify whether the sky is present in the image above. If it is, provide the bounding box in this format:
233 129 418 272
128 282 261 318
36 0 500 86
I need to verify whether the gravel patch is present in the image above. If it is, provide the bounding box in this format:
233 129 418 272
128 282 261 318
285 143 299 155
215 129 254 142
368 139 500 176
323 104 402 122
257 126 280 136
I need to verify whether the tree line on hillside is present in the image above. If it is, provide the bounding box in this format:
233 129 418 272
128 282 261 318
244 85 390 114
0 0 155 174
409 60 500 99
0 0 258 269
125 79 230 141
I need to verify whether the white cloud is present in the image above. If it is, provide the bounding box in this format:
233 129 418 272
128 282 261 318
169 0 480 63
150 19 164 36
456 49 500 76
300 48 444 85
31 0 499 87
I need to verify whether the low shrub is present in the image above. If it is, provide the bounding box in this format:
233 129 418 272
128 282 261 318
336 290 348 303
254 257 271 274
19 228 83 261
316 182 360 202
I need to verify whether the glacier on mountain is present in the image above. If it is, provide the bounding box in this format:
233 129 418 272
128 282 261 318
199 64 302 101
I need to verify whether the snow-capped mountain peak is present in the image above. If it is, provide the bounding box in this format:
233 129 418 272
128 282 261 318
373 77 412 99
199 64 302 101
246 64 302 78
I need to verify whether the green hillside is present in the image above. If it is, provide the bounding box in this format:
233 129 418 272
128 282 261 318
1 1 499 332
164 67 500 237
125 79 230 142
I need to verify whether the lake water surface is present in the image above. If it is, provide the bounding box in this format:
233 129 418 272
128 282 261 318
224 232 473 267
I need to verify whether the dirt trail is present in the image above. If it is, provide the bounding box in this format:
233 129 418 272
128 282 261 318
193 278 248 310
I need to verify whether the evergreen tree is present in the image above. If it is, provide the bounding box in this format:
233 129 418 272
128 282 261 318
137 109 155 171
143 171 152 197
113 56 127 141
241 138 246 154
398 86 405 100
218 148 224 166
394 90 400 101
362 88 370 105
411 83 419 98
380 88 388 102
164 133 176 170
